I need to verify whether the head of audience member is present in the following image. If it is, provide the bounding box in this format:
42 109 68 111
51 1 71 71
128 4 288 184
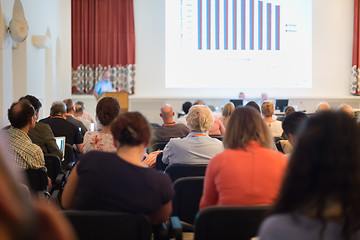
102 71 110 81
74 104 83 116
315 102 331 113
261 101 274 118
284 106 295 116
186 105 214 133
282 112 308 146
337 103 354 117
182 101 192 115
238 92 245 99
111 112 151 148
272 111 360 239
63 99 75 114
96 97 120 127
261 92 269 101
222 103 235 118
160 104 174 124
8 101 36 132
224 107 272 150
245 101 261 113
193 99 205 106
18 95 42 121
50 101 67 118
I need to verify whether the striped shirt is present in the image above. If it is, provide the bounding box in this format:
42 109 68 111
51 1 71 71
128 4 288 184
6 127 46 171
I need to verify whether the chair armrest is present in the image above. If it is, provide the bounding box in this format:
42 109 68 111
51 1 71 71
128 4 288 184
55 173 66 186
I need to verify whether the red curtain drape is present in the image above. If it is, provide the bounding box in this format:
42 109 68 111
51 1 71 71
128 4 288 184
71 0 135 94
351 0 360 95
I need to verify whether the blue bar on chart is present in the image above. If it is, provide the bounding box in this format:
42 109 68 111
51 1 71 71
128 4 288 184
233 0 237 50
198 0 202 50
241 0 245 50
250 0 254 50
224 0 228 49
207 0 211 49
275 5 280 50
216 0 220 49
258 1 263 50
267 3 271 50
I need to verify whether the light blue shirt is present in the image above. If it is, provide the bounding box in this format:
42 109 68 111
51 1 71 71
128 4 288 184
162 132 224 165
93 80 113 96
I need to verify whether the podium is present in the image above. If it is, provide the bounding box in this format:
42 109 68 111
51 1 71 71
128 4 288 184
99 91 129 113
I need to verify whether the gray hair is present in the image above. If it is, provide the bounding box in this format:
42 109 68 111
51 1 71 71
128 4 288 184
186 105 214 132
50 101 66 116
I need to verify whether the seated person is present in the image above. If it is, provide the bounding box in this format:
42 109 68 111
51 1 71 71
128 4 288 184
200 107 288 210
221 102 235 128
40 101 83 153
337 103 355 118
176 101 192 125
83 97 120 152
74 101 95 127
261 101 283 138
277 112 308 155
154 104 190 142
316 102 331 113
63 99 88 136
162 105 224 166
62 112 174 225
193 100 225 136
245 101 261 113
258 111 360 240
19 95 63 159
0 132 77 240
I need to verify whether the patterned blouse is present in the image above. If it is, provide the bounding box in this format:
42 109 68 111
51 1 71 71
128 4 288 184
83 131 116 153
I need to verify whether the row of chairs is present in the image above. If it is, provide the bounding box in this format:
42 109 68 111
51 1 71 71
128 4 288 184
62 206 269 240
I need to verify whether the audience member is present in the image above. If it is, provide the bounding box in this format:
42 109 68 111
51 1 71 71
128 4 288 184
261 101 283 138
316 102 331 112
258 111 360 240
74 103 91 131
221 102 235 128
62 112 174 225
19 95 62 159
74 100 95 124
83 97 120 152
261 92 269 101
5 101 47 171
193 100 225 136
337 103 355 117
284 106 296 116
277 112 308 155
63 98 88 136
200 107 288 210
176 101 192 125
93 71 113 99
154 104 190 142
162 105 224 166
40 101 83 153
0 133 77 240
245 101 261 113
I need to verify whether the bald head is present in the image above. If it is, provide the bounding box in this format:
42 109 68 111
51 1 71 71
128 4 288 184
337 104 354 117
160 104 174 123
102 71 110 81
316 102 331 113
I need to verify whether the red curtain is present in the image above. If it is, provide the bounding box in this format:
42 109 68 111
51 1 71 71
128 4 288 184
71 0 135 94
351 0 360 95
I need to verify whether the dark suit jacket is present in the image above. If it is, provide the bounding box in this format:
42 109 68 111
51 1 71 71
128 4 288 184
66 115 88 136
28 122 63 159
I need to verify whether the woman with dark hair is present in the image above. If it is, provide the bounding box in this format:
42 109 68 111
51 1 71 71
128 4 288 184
83 97 120 152
258 111 360 240
62 112 174 224
200 107 288 210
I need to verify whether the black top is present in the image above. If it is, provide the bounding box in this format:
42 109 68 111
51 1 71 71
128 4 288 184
40 117 83 145
73 151 174 214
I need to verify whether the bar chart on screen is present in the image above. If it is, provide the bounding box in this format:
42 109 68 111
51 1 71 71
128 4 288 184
165 0 311 88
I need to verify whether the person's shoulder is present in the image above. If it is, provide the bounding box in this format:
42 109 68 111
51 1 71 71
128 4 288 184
259 213 294 238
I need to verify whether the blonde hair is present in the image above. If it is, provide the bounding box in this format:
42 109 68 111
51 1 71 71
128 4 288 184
222 103 235 118
186 105 214 132
261 101 274 117
223 107 272 150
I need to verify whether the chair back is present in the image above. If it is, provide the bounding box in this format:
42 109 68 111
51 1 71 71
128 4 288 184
63 143 75 170
24 168 48 192
44 154 62 183
63 210 152 240
165 164 207 182
194 206 270 240
172 176 204 225
152 141 169 151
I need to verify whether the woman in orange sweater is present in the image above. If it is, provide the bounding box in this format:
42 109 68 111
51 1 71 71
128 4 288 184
199 107 288 210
